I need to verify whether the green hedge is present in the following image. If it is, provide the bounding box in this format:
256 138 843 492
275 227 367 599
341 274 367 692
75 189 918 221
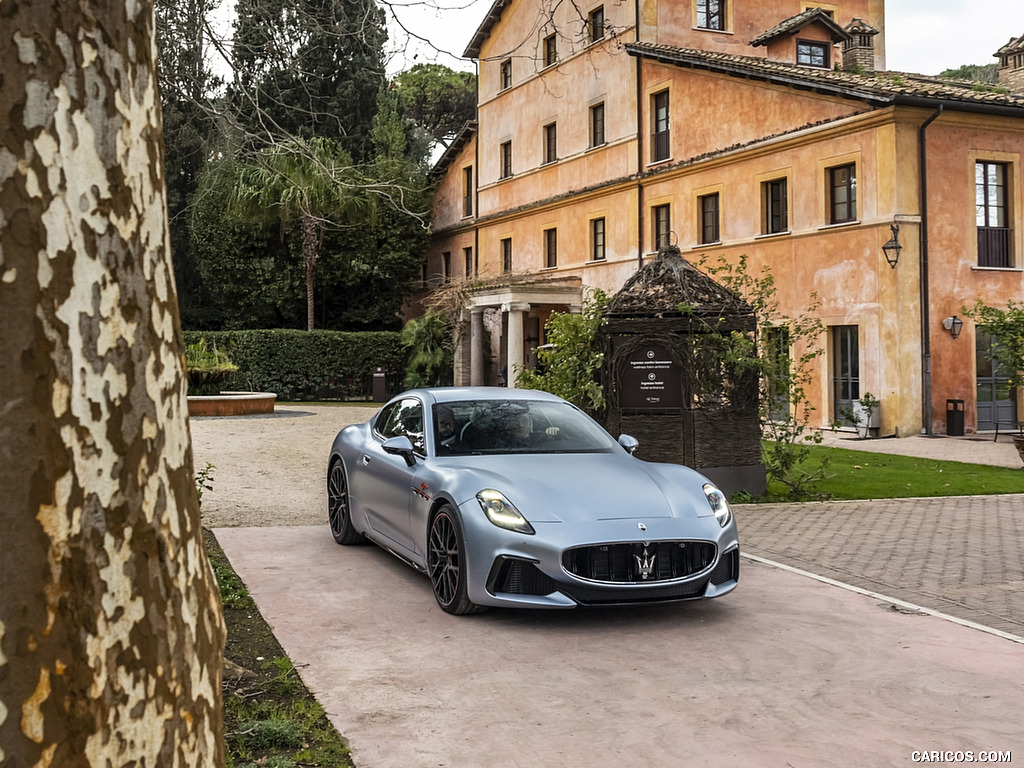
183 329 405 402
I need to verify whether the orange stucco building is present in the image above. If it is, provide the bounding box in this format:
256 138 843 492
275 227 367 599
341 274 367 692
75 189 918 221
427 1 1024 437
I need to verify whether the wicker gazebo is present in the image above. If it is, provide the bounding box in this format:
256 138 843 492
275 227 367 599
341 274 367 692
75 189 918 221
602 246 766 495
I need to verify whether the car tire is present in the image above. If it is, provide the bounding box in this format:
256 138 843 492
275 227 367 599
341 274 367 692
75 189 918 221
327 458 363 545
428 505 482 615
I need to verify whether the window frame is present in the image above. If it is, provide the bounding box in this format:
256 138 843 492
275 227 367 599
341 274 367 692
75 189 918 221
651 90 670 163
500 59 512 90
828 163 857 224
696 0 726 31
976 160 1013 268
591 217 606 261
462 166 473 217
500 140 513 179
653 203 671 250
544 228 558 269
543 122 557 165
464 246 475 277
762 177 789 235
589 6 605 43
699 192 720 244
797 39 829 68
589 102 606 148
502 237 513 273
442 251 451 283
543 34 557 68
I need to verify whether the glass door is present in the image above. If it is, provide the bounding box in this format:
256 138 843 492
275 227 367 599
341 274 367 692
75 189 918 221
976 331 1016 430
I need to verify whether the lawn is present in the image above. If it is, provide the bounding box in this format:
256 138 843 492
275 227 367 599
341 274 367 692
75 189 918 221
763 442 1024 501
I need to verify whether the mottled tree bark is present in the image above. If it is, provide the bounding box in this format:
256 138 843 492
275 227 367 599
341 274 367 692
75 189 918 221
0 1 226 766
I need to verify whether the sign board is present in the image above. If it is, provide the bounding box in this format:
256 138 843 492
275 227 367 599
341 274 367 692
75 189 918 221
618 342 682 409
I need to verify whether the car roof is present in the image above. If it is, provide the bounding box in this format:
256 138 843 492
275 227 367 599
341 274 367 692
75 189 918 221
405 387 566 406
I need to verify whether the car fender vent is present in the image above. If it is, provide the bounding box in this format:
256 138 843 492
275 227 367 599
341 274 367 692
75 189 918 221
488 557 557 596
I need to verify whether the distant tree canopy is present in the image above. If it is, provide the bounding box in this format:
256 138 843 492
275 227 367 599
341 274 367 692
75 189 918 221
155 0 433 332
939 63 999 83
393 63 477 147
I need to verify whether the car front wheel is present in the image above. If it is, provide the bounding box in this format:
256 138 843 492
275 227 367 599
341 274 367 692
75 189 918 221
327 458 363 545
428 505 480 615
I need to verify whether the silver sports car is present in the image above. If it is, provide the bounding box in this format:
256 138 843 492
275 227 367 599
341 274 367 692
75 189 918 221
327 387 739 614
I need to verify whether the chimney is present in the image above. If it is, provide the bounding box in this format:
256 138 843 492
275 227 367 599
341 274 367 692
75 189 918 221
842 18 879 74
996 35 1024 94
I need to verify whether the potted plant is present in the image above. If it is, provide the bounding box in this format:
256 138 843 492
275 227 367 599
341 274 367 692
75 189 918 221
185 338 238 396
965 299 1024 465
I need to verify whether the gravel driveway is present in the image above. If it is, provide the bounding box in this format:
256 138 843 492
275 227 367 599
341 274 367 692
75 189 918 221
190 404 374 528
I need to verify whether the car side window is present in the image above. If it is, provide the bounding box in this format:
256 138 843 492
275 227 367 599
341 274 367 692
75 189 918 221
377 398 425 454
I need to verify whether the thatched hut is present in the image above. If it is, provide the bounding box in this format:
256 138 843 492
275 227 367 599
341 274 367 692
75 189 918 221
602 246 766 495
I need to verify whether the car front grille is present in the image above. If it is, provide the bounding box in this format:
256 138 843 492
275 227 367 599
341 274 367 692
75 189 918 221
562 540 717 584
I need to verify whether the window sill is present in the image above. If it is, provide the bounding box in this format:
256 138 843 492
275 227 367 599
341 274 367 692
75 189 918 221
691 241 721 249
755 230 791 240
647 157 673 168
971 265 1021 272
818 220 860 231
693 27 733 35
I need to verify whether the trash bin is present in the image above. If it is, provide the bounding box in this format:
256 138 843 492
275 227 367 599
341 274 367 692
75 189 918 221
946 399 964 436
372 366 386 402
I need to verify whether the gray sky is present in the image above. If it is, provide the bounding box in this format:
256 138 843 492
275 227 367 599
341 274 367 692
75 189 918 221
388 0 1024 75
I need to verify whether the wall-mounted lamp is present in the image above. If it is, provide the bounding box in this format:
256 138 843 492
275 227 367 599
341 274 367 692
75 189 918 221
882 223 902 268
942 315 964 339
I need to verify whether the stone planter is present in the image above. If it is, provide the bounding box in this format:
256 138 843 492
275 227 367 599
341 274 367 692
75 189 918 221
188 391 277 417
852 401 881 438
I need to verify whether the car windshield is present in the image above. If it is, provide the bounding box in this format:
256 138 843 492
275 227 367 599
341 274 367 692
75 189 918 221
432 399 619 456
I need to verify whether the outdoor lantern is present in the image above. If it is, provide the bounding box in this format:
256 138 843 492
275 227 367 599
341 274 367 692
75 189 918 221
882 223 901 268
943 315 964 339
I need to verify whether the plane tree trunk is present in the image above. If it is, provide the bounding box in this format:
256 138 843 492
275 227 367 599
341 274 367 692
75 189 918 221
0 1 226 766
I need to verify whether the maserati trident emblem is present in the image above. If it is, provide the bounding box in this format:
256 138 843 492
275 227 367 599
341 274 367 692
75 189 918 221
634 546 657 580
637 522 647 532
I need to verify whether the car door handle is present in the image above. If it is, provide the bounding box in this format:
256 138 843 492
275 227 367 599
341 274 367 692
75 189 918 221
362 454 371 466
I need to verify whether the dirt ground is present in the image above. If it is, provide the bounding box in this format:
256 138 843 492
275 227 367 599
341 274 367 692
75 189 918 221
190 403 377 528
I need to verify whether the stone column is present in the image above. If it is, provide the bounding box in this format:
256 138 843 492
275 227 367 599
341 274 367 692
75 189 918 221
503 302 531 388
469 308 485 386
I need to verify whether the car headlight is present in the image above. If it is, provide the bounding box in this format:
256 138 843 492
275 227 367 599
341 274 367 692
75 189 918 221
476 489 535 535
703 483 732 528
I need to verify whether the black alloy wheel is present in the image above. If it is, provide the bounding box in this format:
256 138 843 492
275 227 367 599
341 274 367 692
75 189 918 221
327 459 362 545
427 505 480 615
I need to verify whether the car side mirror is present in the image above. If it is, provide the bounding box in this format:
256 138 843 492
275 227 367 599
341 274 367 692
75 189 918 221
382 435 417 466
618 434 639 454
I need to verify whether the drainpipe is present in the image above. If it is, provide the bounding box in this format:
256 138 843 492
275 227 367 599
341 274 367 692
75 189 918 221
918 106 943 435
635 49 645 266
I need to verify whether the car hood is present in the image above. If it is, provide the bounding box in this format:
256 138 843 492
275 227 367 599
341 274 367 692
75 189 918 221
445 453 713 524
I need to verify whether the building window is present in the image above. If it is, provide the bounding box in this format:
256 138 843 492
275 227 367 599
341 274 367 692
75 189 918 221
763 178 788 234
651 90 670 163
500 59 512 90
442 251 452 283
589 6 605 43
829 163 856 224
464 247 474 277
976 161 1012 267
543 34 557 67
832 325 860 422
543 123 557 165
590 102 605 148
544 228 558 268
697 0 725 31
500 141 512 179
591 218 606 261
797 40 829 68
502 238 512 272
653 204 671 250
462 166 473 217
699 193 720 244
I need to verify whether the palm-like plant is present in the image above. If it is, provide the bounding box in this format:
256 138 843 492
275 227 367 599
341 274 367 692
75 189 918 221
230 137 375 330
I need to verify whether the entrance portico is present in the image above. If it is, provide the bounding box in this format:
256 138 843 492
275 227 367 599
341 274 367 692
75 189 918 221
455 277 582 387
